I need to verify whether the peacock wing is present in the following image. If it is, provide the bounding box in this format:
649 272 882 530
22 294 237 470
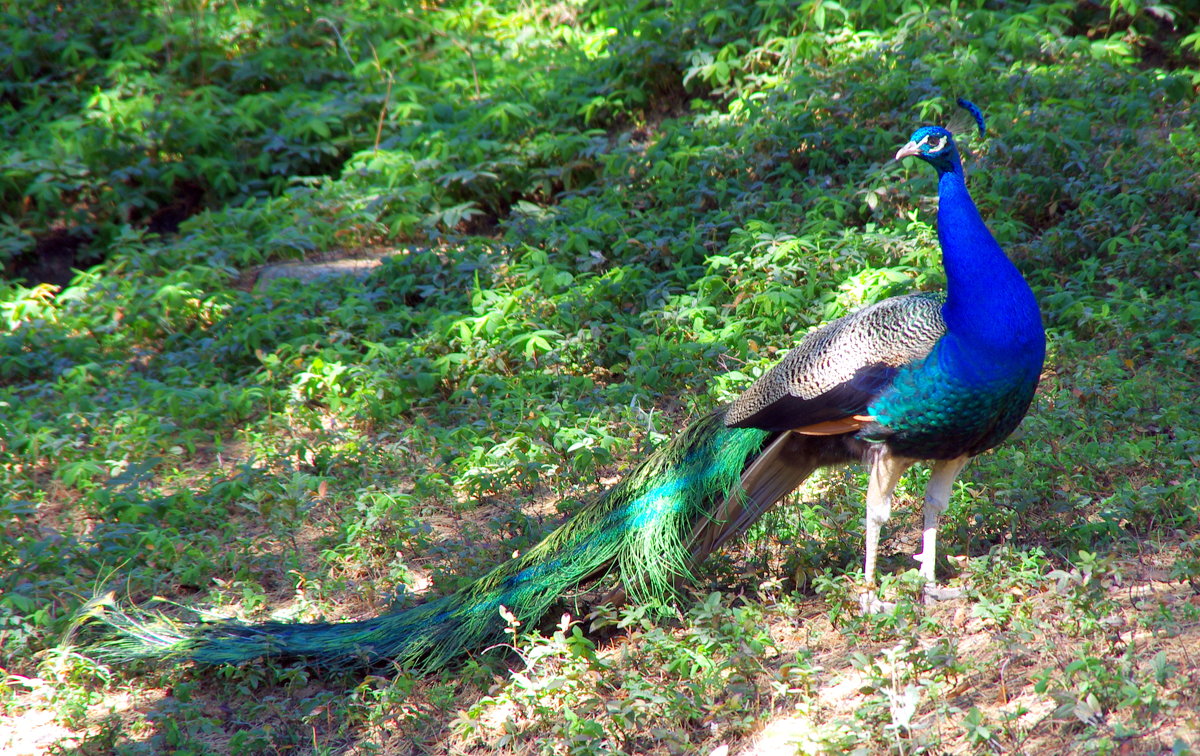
725 293 946 432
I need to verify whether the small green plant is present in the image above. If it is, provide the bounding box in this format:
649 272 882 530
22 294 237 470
1170 539 1200 593
1045 551 1124 638
35 647 112 729
1033 646 1181 749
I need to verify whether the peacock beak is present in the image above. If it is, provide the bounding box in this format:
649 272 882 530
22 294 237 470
894 141 921 161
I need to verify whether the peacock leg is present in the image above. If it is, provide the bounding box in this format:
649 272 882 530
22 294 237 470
860 446 913 612
916 455 970 600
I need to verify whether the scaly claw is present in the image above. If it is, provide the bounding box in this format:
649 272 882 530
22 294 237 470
921 583 965 603
858 589 896 615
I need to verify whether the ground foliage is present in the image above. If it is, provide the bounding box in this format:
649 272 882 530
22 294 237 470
2 0 1200 753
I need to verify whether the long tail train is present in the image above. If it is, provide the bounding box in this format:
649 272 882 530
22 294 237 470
90 409 849 672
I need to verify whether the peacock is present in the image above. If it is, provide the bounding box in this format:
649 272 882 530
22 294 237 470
91 100 1044 672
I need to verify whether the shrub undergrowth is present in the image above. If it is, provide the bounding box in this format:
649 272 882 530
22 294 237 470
2 0 1199 753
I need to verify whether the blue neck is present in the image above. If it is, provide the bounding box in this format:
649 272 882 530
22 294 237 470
935 163 1043 360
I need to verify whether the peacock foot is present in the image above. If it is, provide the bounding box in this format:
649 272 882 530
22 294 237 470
858 589 897 615
921 583 965 603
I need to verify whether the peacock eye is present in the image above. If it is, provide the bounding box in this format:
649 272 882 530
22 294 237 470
924 135 947 153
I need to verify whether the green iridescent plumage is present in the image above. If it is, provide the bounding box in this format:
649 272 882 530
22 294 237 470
91 411 773 672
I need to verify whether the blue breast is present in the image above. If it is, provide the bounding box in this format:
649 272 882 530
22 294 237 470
867 333 1042 458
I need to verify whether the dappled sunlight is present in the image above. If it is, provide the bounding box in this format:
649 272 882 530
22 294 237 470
2 0 1199 753
2 670 165 755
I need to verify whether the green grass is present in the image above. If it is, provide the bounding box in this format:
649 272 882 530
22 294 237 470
3 0 1200 753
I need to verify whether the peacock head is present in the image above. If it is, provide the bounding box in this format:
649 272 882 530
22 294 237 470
895 98 985 175
894 126 960 174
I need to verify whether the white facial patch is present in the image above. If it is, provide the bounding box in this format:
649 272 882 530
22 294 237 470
919 134 947 153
